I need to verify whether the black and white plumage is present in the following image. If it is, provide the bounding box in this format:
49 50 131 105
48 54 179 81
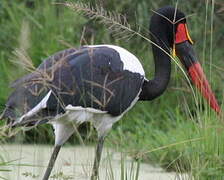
1 6 220 180
2 45 145 179
5 45 145 127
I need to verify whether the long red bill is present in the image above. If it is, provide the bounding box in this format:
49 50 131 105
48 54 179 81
188 62 221 114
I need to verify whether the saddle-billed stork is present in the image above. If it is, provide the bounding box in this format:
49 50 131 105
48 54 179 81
0 6 220 180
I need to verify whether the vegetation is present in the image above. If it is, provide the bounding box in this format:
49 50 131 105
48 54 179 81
0 0 224 179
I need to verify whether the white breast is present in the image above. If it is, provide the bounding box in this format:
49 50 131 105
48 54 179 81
87 45 145 76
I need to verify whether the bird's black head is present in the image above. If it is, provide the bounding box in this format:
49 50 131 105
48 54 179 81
149 6 191 49
149 6 221 114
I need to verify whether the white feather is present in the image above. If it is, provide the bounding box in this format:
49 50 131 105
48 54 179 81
87 45 145 76
17 90 52 123
51 106 116 145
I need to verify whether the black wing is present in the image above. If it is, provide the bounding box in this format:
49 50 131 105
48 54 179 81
1 46 144 126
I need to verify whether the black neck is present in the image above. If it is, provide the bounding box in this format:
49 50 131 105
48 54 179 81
139 36 171 101
138 6 187 101
138 6 179 101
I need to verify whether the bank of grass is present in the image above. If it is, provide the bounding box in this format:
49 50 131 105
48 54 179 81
0 0 224 179
108 101 224 179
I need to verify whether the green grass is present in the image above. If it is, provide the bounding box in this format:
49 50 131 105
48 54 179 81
108 102 224 179
0 0 224 179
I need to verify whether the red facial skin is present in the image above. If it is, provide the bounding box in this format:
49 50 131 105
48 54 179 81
175 23 191 44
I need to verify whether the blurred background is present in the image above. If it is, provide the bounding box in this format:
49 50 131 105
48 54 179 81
0 0 224 179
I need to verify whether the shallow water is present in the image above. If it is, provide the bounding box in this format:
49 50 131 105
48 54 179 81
0 144 188 180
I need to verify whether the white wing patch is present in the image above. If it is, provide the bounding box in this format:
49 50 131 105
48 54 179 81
66 105 107 114
87 45 145 76
17 90 52 124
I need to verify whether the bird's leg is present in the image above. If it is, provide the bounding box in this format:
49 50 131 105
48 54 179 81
42 145 61 180
91 135 105 180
